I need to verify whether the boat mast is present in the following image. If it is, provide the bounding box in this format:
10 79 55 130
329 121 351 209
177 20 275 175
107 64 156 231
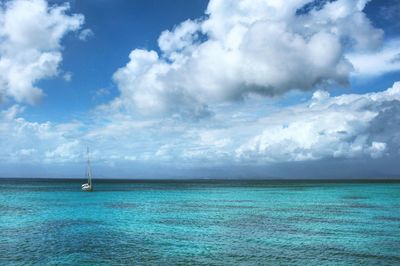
86 147 92 186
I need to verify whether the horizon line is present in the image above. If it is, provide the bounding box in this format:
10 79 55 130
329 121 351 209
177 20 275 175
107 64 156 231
1 177 400 182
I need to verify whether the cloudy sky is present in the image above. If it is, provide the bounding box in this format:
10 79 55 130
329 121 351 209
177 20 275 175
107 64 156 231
0 0 399 179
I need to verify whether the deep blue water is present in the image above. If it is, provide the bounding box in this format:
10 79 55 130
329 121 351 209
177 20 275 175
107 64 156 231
1 179 400 265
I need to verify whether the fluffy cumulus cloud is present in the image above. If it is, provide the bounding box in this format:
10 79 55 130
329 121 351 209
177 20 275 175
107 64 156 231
112 0 384 117
0 0 84 104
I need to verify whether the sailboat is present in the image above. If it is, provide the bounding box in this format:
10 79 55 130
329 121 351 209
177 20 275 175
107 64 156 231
81 147 93 192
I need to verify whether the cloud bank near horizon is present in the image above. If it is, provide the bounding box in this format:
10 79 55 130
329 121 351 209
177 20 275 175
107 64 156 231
2 82 399 169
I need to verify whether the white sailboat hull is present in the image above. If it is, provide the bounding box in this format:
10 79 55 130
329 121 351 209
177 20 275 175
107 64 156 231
81 183 92 191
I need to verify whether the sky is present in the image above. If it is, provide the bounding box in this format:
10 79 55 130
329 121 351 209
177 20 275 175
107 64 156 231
0 0 399 179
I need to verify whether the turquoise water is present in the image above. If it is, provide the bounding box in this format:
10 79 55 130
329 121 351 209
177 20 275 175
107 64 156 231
1 179 400 265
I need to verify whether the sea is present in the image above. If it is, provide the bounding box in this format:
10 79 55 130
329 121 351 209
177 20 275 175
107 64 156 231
1 179 400 265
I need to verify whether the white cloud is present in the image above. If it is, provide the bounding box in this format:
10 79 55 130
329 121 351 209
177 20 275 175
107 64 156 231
18 148 36 156
45 140 81 162
0 82 399 168
348 39 400 76
158 19 200 58
92 87 111 102
197 130 232 149
78 28 94 41
111 0 383 117
1 104 25 120
95 88 110 97
0 104 84 163
236 82 400 162
63 71 72 82
0 0 84 104
369 141 386 159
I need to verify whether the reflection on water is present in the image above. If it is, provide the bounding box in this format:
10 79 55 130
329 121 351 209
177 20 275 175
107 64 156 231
1 179 400 265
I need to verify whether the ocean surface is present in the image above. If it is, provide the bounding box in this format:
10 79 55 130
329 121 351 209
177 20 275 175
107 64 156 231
1 179 400 265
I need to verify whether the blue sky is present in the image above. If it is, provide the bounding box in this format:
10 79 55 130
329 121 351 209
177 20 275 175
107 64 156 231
26 0 208 122
0 0 399 178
